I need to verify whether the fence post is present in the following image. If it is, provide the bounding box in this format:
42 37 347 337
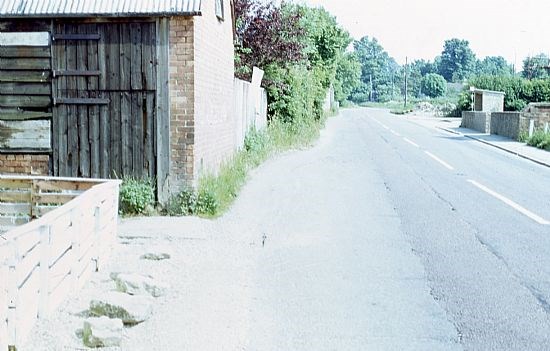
93 206 101 272
545 122 549 134
70 208 80 293
38 225 51 318
6 240 18 349
0 247 9 351
529 119 535 137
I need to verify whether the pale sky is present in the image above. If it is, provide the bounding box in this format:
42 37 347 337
302 0 550 68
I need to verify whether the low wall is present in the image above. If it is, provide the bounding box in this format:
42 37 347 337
461 111 490 133
233 78 268 150
520 112 550 133
490 112 521 139
0 176 120 349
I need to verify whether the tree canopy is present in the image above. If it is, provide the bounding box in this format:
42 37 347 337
438 38 476 82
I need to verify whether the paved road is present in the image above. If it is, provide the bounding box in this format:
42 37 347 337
26 107 550 351
234 107 550 350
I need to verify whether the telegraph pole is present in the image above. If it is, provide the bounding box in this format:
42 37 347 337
404 56 408 108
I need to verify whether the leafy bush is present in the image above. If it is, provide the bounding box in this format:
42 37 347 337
119 178 155 215
171 187 218 216
421 73 447 98
527 130 550 150
458 75 550 112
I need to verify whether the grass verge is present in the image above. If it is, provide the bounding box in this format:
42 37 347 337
526 130 550 151
174 114 329 218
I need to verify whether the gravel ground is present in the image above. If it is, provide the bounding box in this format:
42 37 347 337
22 211 264 350
21 114 460 350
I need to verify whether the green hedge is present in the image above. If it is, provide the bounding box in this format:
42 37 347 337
458 76 550 111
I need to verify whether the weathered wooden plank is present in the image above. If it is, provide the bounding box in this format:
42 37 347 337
0 82 51 96
86 23 100 91
87 23 101 179
99 93 110 178
52 33 100 41
144 92 156 179
0 95 51 108
0 179 31 190
34 180 93 192
89 105 100 178
97 25 107 91
109 92 121 177
0 203 31 216
0 20 51 32
156 18 170 204
0 112 52 121
78 104 90 177
142 23 156 91
0 71 50 83
132 92 144 177
130 23 143 91
119 24 131 91
0 191 31 203
0 58 50 70
105 23 120 91
54 98 109 105
0 120 51 150
33 193 78 205
66 25 79 178
0 46 51 58
52 70 101 77
53 23 66 176
121 92 132 175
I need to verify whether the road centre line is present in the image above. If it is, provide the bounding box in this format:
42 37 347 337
424 151 455 171
467 180 550 225
390 129 401 137
403 137 419 148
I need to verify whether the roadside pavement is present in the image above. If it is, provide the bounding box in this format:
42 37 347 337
405 115 550 168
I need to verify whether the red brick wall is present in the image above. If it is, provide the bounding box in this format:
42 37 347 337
168 3 235 192
169 16 196 191
0 154 49 175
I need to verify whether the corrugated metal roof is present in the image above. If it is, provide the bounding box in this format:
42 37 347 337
0 0 202 18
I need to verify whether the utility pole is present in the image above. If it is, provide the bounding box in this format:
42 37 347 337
369 74 373 102
404 56 408 108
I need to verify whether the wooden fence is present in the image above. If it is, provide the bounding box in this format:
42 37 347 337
0 176 120 350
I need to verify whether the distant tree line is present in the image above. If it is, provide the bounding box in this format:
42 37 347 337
337 35 550 110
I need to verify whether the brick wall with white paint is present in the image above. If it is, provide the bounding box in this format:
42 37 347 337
192 0 236 178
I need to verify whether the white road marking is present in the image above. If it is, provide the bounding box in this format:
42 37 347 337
403 137 420 148
467 180 550 225
390 129 401 137
424 151 455 170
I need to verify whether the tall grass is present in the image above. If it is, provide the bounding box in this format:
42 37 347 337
190 114 328 217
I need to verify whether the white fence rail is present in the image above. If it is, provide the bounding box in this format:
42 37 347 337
0 176 120 350
234 78 268 150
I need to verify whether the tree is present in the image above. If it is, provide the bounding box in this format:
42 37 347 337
353 36 400 102
421 73 447 98
522 53 550 80
334 52 361 104
234 0 306 80
476 56 513 76
438 38 476 82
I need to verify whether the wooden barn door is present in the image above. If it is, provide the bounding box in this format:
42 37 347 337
51 21 157 180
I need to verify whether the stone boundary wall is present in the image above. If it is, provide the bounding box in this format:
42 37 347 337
490 112 521 139
461 111 490 133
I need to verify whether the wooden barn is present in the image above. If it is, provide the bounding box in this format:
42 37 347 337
0 0 237 202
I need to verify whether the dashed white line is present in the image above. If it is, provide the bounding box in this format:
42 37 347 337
403 137 419 148
424 151 455 170
390 129 401 137
467 180 550 225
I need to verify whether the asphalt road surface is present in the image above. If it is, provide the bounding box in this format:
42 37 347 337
26 107 550 351
235 107 550 350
